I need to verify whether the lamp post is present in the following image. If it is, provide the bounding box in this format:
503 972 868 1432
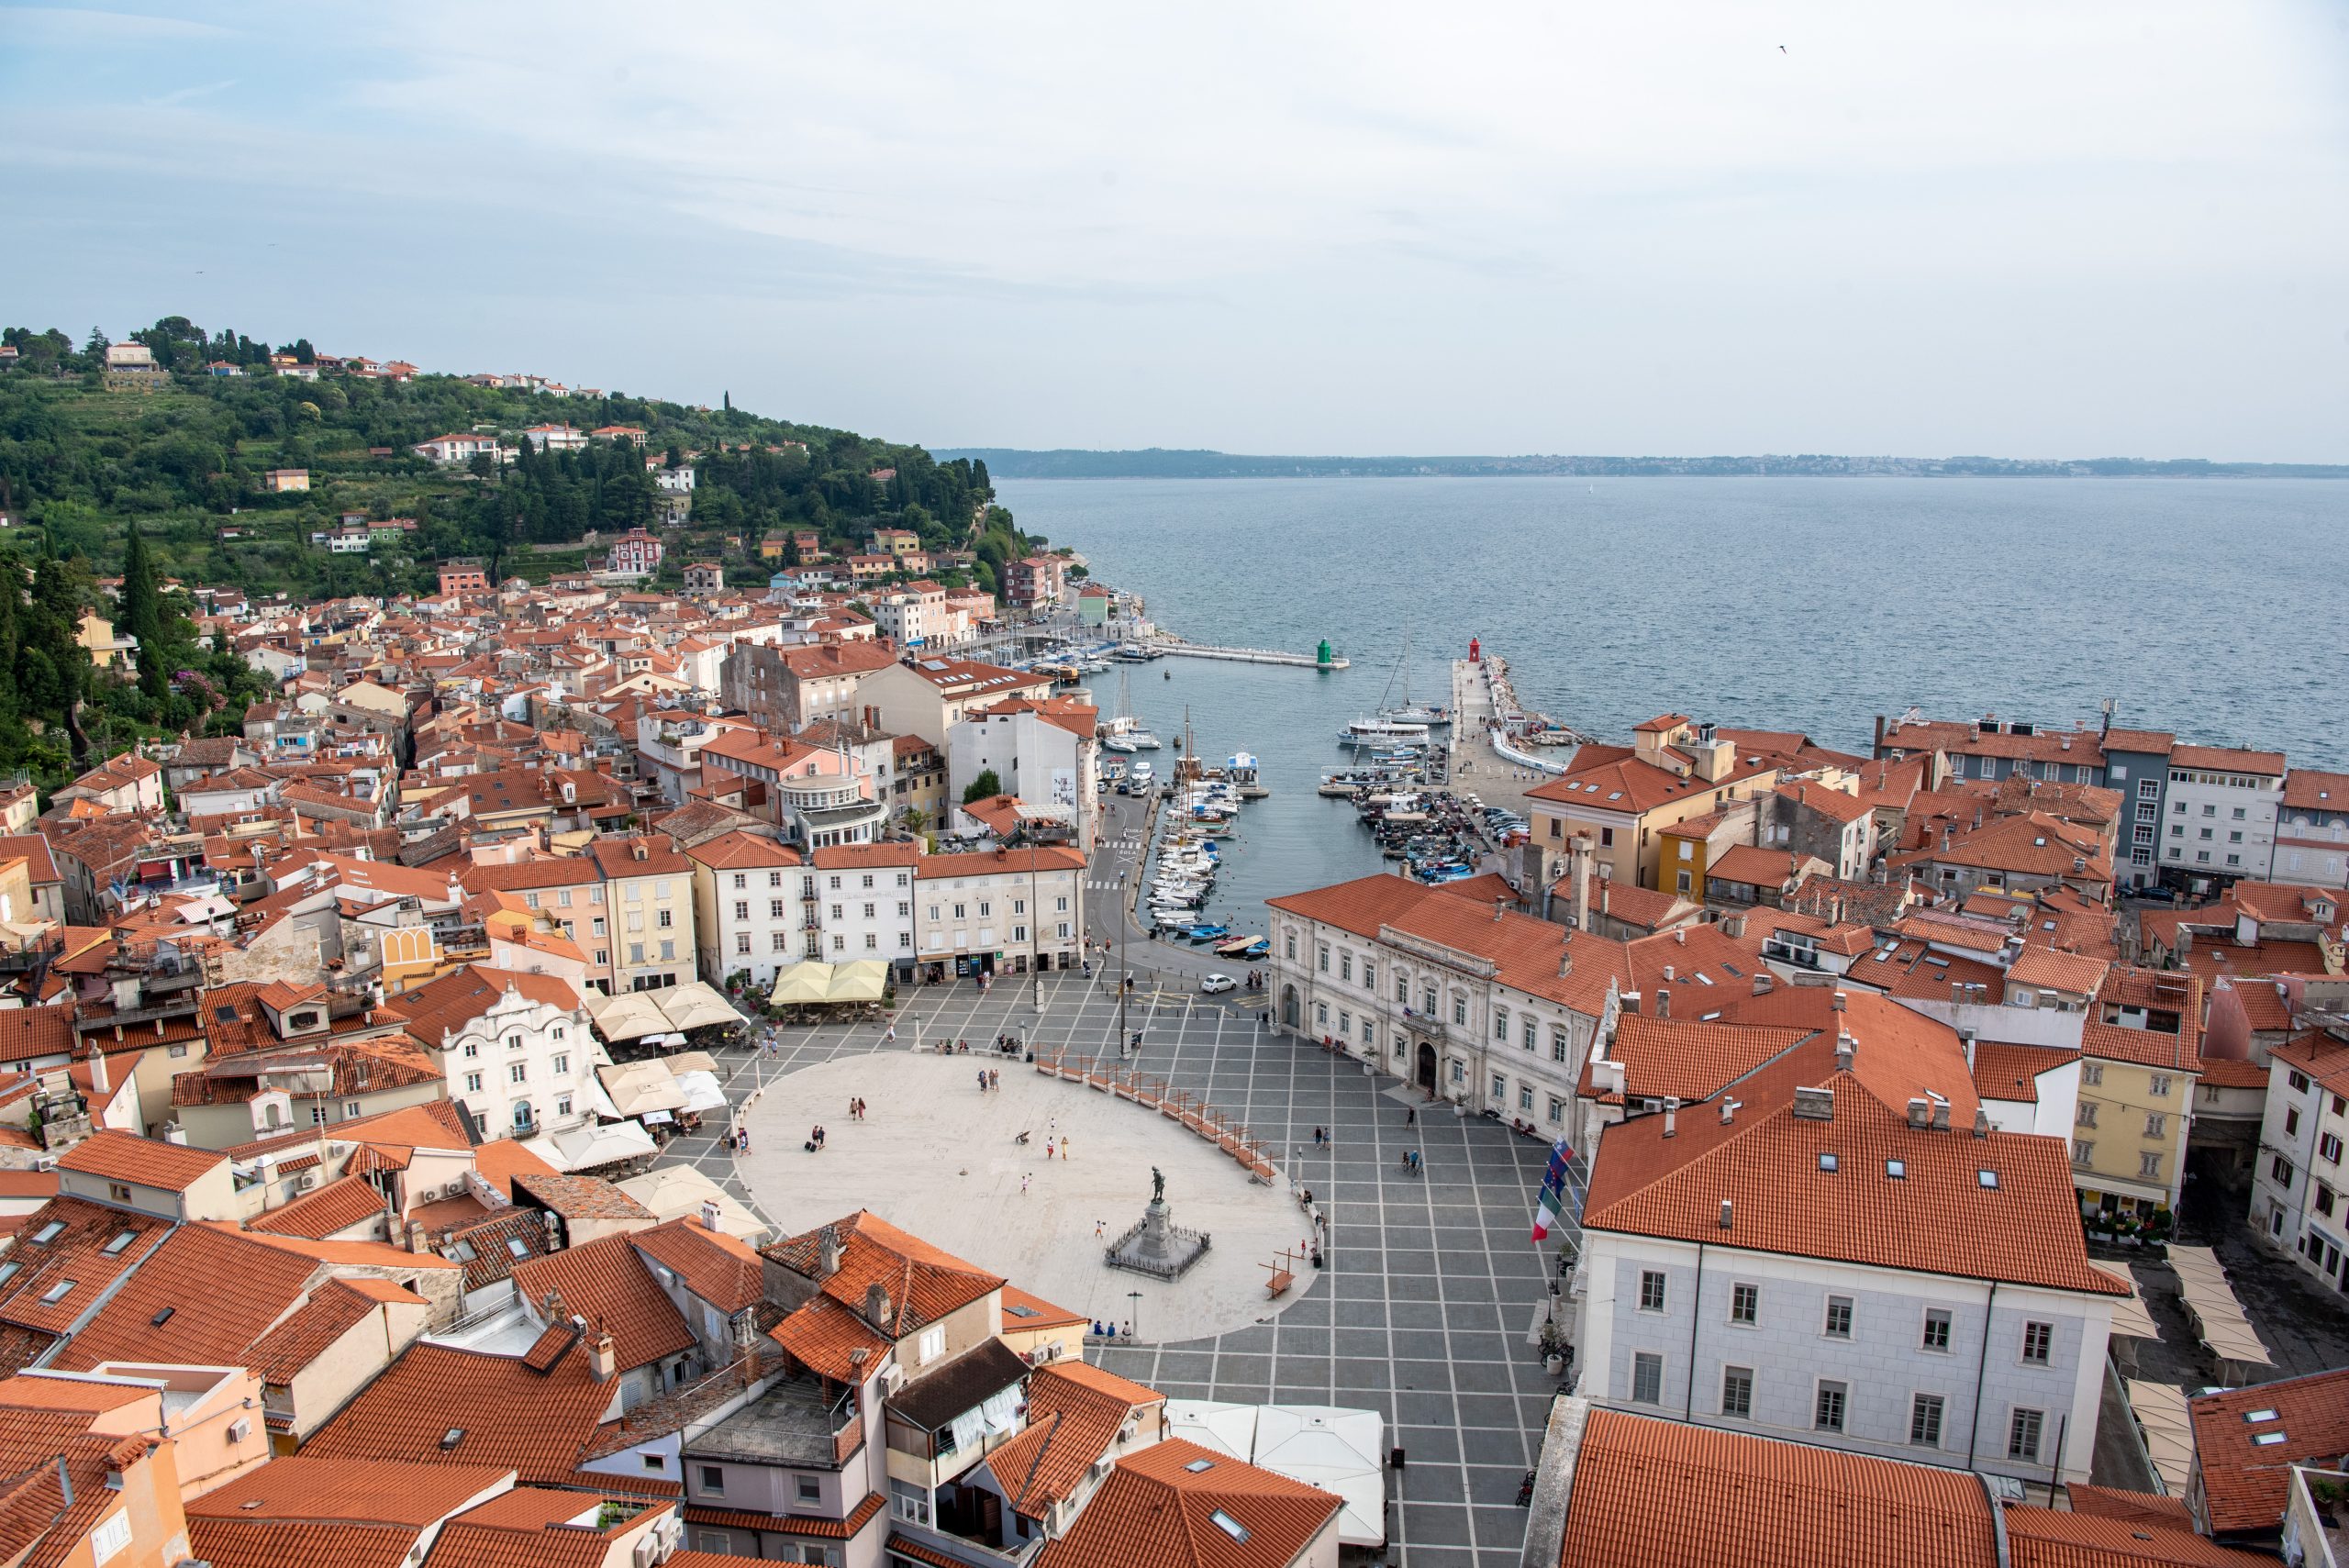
1126 1289 1142 1342
1030 842 1043 1016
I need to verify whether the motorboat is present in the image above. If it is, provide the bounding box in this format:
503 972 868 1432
1101 733 1141 753
1339 717 1431 747
1125 728 1163 750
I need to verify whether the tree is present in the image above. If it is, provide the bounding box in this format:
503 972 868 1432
963 770 1002 805
121 524 168 698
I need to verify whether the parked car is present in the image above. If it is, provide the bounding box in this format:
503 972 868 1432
1199 973 1237 994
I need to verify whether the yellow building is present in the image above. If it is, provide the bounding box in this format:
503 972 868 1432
2074 967 2204 1217
77 610 139 669
1526 716 1786 893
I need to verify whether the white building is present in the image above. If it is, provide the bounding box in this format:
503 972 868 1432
393 966 598 1142
412 432 507 465
2250 1025 2349 1299
1573 1030 2126 1489
871 583 948 648
1264 872 1622 1126
945 696 1100 851
2162 744 2286 887
523 424 588 451
685 830 807 988
810 843 921 975
653 464 696 494
911 846 1086 983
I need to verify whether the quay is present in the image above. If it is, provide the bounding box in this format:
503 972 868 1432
1447 651 1584 823
1141 638 1351 670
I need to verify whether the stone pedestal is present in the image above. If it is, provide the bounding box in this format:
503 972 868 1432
1105 1196 1211 1280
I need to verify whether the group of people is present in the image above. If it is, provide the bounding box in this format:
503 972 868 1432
805 1124 829 1153
976 1068 1002 1092
1240 971 1268 992
847 1097 868 1120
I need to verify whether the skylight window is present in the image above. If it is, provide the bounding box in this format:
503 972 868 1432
150 1307 173 1327
102 1230 137 1256
1818 1153 1839 1173
2243 1409 2278 1423
1005 1304 1040 1319
40 1279 74 1304
1185 1459 1216 1473
440 1429 466 1450
1977 1170 1999 1189
2252 1432 2288 1447
1886 1161 1907 1180
29 1222 63 1245
1209 1510 1250 1542
506 1237 530 1259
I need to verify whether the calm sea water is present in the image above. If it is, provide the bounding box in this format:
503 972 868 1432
1000 475 2349 924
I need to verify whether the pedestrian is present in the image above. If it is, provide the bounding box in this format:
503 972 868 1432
1406 1106 1417 1126
991 1069 999 1089
1045 1138 1054 1160
1022 1173 1031 1195
1061 1136 1071 1160
885 1023 896 1041
740 1129 751 1152
1095 1219 1104 1239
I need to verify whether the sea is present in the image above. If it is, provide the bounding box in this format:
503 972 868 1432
997 475 2349 929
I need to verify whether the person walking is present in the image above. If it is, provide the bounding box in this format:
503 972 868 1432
1060 1135 1070 1161
1405 1106 1417 1126
1021 1173 1031 1196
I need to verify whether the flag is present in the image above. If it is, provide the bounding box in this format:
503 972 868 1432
1531 1195 1556 1243
1531 1138 1575 1244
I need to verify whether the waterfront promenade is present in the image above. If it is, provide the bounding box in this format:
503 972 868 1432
1446 654 1575 826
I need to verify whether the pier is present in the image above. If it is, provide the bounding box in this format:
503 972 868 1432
1446 652 1588 820
1141 639 1351 670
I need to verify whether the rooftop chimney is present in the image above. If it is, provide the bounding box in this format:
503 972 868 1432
1830 990 1847 1013
1972 1106 1991 1139
1930 1095 1951 1133
863 1281 893 1330
1753 971 1774 996
1906 1096 1931 1129
818 1232 843 1279
1621 991 1641 1017
1557 951 1573 979
590 1326 618 1382
1833 1031 1854 1072
1719 1097 1742 1126
1958 1027 1976 1070
1719 1199 1734 1230
1662 1097 1678 1138
1655 987 1671 1019
1791 1085 1835 1121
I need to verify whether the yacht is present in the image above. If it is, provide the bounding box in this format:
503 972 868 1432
1339 717 1431 747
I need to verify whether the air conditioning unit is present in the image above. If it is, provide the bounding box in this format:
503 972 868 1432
227 1418 251 1444
298 1173 320 1191
880 1365 907 1396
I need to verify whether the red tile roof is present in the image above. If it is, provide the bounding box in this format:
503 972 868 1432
1585 1028 2120 1296
50 1222 321 1371
2170 745 2284 775
54 1129 227 1191
985 1360 1163 1515
1583 1015 1814 1106
762 1210 1003 1339
2188 1367 2349 1535
1557 1407 1997 1568
508 1236 694 1373
251 1174 390 1240
301 1340 620 1485
630 1218 763 1313
766 1292 890 1382
1032 1439 1340 1568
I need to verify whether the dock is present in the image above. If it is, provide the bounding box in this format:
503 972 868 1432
1447 655 1584 819
1142 639 1350 670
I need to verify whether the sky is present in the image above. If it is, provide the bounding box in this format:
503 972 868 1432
4 2 2346 460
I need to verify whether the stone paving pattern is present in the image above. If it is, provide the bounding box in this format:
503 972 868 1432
664 971 1560 1568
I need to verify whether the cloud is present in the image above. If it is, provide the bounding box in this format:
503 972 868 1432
0 6 230 43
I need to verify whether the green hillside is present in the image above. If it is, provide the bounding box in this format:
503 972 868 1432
0 315 1038 787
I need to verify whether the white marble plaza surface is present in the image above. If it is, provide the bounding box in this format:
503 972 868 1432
735 1051 1321 1342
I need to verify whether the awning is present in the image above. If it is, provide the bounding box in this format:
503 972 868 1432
663 1050 719 1077
767 959 891 1006
586 991 672 1042
671 1069 729 1116
2124 1379 2196 1496
2164 1246 2275 1382
2091 1261 2158 1340
614 1166 765 1242
653 981 742 1032
1253 1407 1386 1549
545 1119 658 1172
641 1109 674 1126
596 1060 689 1117
1165 1400 1258 1460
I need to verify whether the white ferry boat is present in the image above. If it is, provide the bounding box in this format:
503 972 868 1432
1338 716 1431 747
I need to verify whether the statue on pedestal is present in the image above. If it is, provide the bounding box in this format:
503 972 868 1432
1151 1165 1166 1204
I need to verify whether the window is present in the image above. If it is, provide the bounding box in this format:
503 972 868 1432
465 1072 484 1093
1730 1283 1758 1325
592 917 606 936
2008 1407 2043 1462
1639 1271 1667 1313
796 1475 822 1503
918 1326 945 1362
1519 1084 1534 1111
1548 1095 1565 1125
1910 1394 1944 1448
2148 1073 2172 1097
1286 931 1297 960
1394 974 1408 1003
1919 1308 1952 1351
39 1278 74 1304
1453 996 1467 1025
1721 1366 1753 1418
732 873 747 890
2322 1133 2345 1165
736 932 751 954
2080 1061 2103 1086
2144 1111 2166 1139
1491 1072 1506 1101
2140 1150 2164 1179
1339 951 1353 982
2288 1070 2311 1093
89 1512 131 1566
1631 1351 1664 1405
2075 1102 2098 1129
2020 1320 2053 1365
1823 1296 1853 1339
1318 945 1330 973
1494 1007 1509 1041
1815 1381 1847 1432
700 1466 725 1495
2270 1155 2292 1186
1522 1018 1537 1051
2073 1140 2095 1167
510 1062 528 1084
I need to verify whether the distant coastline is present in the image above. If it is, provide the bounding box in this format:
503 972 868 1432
941 447 2349 481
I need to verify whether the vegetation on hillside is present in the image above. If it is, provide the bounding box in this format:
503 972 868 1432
0 313 1035 786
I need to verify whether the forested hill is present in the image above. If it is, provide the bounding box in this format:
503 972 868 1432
941 447 2349 480
0 315 1034 787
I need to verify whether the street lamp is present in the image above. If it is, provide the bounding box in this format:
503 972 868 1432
1126 1289 1142 1342
1030 841 1043 1016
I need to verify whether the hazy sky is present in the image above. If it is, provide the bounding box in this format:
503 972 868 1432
5 2 2345 458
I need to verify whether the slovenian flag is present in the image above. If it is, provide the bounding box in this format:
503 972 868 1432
1531 1138 1574 1242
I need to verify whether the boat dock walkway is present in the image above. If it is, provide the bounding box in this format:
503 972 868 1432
1142 639 1350 670
1447 655 1583 821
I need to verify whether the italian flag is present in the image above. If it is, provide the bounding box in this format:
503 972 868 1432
1531 1196 1556 1243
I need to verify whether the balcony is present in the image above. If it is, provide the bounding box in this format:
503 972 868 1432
685 1373 864 1473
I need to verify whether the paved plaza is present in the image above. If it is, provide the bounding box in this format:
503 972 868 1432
661 971 1563 1568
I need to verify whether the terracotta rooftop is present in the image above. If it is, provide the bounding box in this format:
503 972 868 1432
1032 1437 1341 1568
55 1129 228 1191
2188 1367 2349 1536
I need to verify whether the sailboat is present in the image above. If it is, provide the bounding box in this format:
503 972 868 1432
1099 667 1159 751
1376 633 1449 728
